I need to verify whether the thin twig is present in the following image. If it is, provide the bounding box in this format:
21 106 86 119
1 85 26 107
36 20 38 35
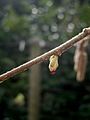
0 27 90 82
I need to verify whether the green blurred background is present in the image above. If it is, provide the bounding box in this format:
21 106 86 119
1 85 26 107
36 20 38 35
0 0 90 120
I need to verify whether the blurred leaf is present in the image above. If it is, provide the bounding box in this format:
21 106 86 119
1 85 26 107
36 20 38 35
79 4 90 25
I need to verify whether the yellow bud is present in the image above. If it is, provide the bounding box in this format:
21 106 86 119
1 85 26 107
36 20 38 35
49 55 59 74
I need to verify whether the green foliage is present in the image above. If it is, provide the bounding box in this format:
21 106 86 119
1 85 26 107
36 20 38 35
1 6 30 38
79 4 90 25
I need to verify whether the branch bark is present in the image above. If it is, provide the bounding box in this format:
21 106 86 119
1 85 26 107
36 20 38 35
0 27 90 82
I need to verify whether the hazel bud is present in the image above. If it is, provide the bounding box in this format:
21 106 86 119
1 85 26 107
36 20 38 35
49 55 59 75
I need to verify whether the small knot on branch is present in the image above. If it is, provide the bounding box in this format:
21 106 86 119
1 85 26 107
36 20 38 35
54 49 62 56
83 27 90 35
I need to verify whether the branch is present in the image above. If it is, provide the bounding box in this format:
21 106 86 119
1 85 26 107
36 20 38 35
0 27 90 83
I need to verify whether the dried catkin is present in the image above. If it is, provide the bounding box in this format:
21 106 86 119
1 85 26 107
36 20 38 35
76 51 87 81
74 48 80 72
74 39 88 82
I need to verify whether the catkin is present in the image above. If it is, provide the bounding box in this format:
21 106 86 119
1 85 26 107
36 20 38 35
74 39 88 82
74 48 80 72
76 51 87 81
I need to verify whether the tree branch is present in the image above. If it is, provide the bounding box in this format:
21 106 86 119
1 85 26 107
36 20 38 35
0 27 90 82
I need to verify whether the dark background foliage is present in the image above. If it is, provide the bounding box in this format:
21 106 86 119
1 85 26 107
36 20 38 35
0 0 90 120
